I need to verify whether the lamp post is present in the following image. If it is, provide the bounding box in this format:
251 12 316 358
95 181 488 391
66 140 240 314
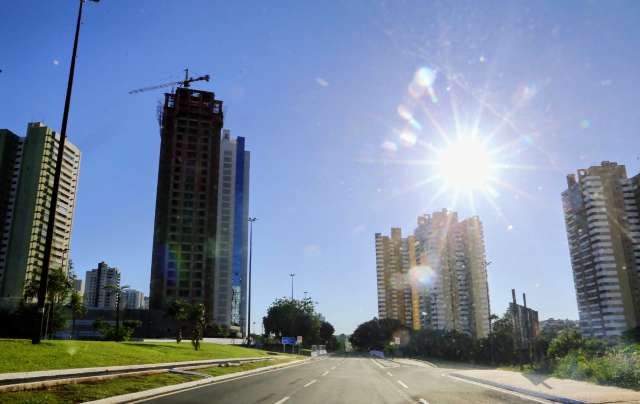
289 273 295 300
33 0 100 345
486 260 495 365
246 217 257 345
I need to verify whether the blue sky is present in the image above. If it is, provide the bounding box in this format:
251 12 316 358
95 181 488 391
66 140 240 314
2 1 640 334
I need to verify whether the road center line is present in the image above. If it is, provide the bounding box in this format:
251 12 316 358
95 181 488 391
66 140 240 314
397 380 409 389
321 371 329 376
273 397 290 404
303 379 317 387
387 371 393 377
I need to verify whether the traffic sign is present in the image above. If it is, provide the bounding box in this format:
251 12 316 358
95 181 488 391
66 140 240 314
281 336 296 345
296 336 303 344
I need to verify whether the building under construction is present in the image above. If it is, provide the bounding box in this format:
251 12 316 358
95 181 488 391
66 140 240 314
149 82 223 321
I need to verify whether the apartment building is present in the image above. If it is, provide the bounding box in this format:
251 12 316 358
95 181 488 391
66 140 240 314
562 161 640 338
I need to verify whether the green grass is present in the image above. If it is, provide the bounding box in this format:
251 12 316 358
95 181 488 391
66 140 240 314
0 373 199 404
196 357 299 377
0 339 275 373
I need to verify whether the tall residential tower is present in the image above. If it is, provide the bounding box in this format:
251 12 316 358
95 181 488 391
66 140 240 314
214 129 250 334
149 86 223 322
0 123 80 306
375 209 490 338
562 161 640 339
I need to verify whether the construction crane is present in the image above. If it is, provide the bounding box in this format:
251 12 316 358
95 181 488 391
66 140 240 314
129 69 210 94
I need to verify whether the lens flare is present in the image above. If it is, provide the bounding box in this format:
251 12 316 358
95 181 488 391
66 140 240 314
410 265 435 286
436 136 495 191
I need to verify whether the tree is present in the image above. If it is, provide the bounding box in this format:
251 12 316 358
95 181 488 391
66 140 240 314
165 299 189 343
349 318 405 351
69 292 86 339
263 298 322 346
24 266 74 338
103 284 129 341
188 303 207 351
320 321 335 343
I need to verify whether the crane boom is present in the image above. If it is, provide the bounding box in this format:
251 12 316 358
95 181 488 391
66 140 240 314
129 69 210 94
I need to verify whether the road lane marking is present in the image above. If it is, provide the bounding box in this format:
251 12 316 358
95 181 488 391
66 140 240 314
330 366 336 370
447 374 550 404
303 379 317 388
418 399 429 404
397 380 409 389
387 371 393 377
274 397 290 404
321 371 329 376
370 358 385 369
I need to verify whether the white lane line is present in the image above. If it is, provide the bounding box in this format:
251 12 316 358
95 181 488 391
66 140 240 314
321 371 329 376
447 374 550 404
370 358 385 369
303 379 317 388
274 397 290 404
387 371 393 377
418 399 429 404
397 380 409 389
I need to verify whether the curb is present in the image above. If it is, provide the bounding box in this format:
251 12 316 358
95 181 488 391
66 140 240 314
83 358 310 404
449 373 585 404
0 356 273 393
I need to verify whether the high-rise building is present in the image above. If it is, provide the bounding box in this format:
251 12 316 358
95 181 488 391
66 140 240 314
122 289 145 310
0 123 81 306
562 161 640 339
73 278 85 297
375 228 419 329
150 86 224 322
84 261 120 309
415 210 490 338
214 129 250 333
375 209 490 338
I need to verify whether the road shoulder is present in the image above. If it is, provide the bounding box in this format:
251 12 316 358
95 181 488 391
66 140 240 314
449 369 640 404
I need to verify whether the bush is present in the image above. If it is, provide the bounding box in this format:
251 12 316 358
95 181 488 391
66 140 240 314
553 345 640 389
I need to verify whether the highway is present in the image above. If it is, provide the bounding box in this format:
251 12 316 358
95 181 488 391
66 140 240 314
146 356 541 404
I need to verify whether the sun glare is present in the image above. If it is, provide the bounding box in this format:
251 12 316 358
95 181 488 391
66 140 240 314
436 136 495 191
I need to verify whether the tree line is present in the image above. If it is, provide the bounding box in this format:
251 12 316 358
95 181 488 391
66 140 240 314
350 313 640 389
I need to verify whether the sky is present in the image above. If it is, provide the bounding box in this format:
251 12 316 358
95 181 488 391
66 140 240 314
2 1 640 334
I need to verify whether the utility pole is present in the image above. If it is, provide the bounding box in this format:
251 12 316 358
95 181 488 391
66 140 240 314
33 0 99 345
247 217 257 345
289 273 295 300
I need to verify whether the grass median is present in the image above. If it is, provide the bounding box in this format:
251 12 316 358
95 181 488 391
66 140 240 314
0 339 276 373
0 356 301 404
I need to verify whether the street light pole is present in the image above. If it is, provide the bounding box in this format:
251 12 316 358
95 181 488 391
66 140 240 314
246 217 257 345
33 0 98 345
289 273 295 300
486 260 495 365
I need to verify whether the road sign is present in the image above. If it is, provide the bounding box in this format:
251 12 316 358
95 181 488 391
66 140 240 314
296 336 303 344
281 336 296 345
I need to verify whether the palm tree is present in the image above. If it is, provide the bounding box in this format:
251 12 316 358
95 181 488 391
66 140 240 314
165 299 189 343
69 292 87 339
104 284 129 341
188 303 207 351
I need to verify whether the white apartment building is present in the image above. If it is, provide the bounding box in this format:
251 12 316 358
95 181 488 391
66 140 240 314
562 161 640 339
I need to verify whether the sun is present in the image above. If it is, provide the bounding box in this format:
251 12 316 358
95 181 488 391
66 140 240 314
435 136 495 191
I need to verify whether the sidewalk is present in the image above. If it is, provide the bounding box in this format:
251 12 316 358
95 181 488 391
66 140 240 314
450 369 640 403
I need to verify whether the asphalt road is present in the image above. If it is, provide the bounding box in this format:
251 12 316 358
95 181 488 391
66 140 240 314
146 356 540 404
